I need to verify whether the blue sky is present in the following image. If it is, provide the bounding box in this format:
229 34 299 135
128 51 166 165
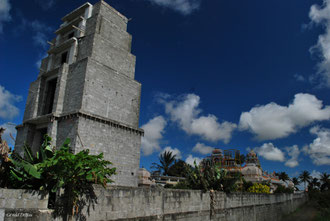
1 0 330 179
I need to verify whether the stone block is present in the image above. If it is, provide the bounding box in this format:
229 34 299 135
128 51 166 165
13 199 25 209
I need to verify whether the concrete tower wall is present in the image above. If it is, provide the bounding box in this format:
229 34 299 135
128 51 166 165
15 1 143 187
76 117 141 186
61 59 87 113
82 59 141 127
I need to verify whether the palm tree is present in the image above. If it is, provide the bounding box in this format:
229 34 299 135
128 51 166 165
320 172 330 191
292 177 300 191
279 172 290 184
168 160 187 177
309 177 320 190
299 170 311 191
151 151 176 176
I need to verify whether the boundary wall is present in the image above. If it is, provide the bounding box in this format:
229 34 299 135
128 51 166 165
0 186 307 221
0 189 51 221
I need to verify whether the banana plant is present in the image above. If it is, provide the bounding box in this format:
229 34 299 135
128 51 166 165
6 134 116 218
9 135 54 189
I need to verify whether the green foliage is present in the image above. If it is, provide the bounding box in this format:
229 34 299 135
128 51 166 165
40 138 116 216
247 183 270 194
172 180 190 189
0 127 13 188
309 190 330 219
309 177 321 191
278 172 290 183
274 185 294 194
292 177 300 191
174 162 240 193
320 173 330 192
9 136 54 189
242 179 253 192
314 213 330 221
3 135 116 218
152 151 176 176
164 183 174 188
167 160 188 177
41 138 115 190
299 170 311 191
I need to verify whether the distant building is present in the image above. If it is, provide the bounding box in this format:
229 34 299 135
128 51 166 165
151 173 186 187
201 149 286 192
138 168 155 187
137 169 186 187
242 151 285 191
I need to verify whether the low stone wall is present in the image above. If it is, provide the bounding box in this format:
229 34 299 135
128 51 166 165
0 189 48 209
0 189 50 221
0 187 307 221
82 186 307 221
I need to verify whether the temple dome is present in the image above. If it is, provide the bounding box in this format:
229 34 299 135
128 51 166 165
247 150 257 158
212 148 222 154
242 164 262 176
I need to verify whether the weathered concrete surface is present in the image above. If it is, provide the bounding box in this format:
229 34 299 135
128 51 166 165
80 186 307 221
52 186 306 221
0 189 50 221
0 189 48 209
3 209 52 221
75 117 141 187
14 0 142 187
0 187 307 221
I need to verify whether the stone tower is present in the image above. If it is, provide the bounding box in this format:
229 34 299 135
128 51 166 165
14 1 143 187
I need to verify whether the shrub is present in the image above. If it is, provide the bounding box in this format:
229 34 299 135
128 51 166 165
0 128 12 188
274 185 294 194
6 135 116 218
247 183 270 194
309 190 330 218
174 162 240 193
242 179 253 192
173 180 190 189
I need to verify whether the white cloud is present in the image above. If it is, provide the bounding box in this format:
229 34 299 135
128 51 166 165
239 93 330 140
29 20 52 49
311 170 322 179
16 19 52 50
16 19 52 68
141 116 167 156
0 0 11 33
303 126 330 165
147 0 200 15
0 122 16 147
29 20 51 32
160 146 182 159
164 94 236 143
185 154 202 166
36 52 47 69
254 143 285 162
0 85 22 120
309 0 330 87
192 142 214 155
35 0 56 10
294 74 305 82
191 116 237 143
165 94 200 131
285 145 300 168
32 32 48 49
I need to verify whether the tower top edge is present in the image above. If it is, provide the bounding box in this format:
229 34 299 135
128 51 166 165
99 0 128 23
61 2 93 22
61 1 128 23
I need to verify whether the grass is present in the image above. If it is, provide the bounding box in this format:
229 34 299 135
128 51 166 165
313 213 330 221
